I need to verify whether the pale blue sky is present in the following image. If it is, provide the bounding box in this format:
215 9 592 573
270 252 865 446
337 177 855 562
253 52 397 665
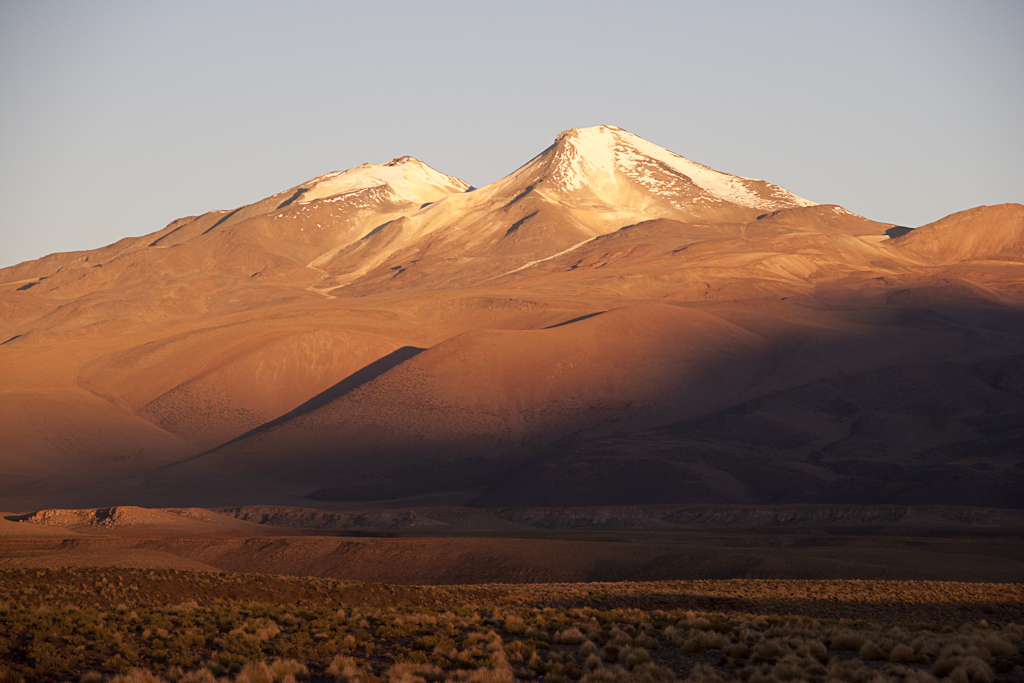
1 0 1021 268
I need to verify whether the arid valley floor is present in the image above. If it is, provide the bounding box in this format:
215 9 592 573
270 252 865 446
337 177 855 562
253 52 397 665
1 503 1023 682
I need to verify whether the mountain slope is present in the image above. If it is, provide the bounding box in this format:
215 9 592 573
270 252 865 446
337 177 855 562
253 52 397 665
890 203 1024 263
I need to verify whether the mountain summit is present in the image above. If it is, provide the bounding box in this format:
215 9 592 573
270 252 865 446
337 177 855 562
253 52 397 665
296 156 470 206
519 125 815 216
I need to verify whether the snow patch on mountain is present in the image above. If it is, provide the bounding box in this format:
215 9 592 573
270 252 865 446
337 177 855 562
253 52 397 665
550 126 815 212
298 157 470 206
549 127 620 194
504 237 596 275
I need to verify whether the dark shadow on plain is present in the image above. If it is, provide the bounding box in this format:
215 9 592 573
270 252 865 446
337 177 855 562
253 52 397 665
214 345 426 450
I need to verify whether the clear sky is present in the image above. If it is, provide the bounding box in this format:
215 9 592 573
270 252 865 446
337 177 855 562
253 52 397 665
1 0 1021 268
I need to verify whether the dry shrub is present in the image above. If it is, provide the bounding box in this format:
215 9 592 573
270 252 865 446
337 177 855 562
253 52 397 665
827 657 873 683
556 628 587 645
939 643 969 661
729 643 751 660
753 639 788 662
634 634 658 649
941 657 994 683
581 665 632 683
503 616 527 635
179 670 217 683
830 631 866 652
903 671 939 683
979 633 1017 657
786 653 825 679
237 662 273 683
444 668 514 683
686 664 724 683
799 640 828 663
631 663 675 683
580 641 600 658
230 619 281 642
696 631 729 650
738 669 778 683
619 646 650 670
109 671 163 683
162 668 217 683
770 656 805 682
912 636 940 659
329 656 375 683
933 657 960 678
386 663 441 683
609 628 633 647
890 643 915 663
686 617 712 631
860 641 886 661
269 660 307 681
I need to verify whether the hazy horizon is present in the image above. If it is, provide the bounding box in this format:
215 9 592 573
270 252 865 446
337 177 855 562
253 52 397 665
1 0 1022 269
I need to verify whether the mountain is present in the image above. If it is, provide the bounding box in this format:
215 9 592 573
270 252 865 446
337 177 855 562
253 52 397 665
1 126 1022 511
890 203 1024 263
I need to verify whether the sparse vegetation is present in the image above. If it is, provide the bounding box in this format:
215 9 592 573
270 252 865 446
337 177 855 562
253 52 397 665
0 569 1020 683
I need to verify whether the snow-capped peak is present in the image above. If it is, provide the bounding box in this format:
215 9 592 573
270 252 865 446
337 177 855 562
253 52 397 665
297 156 470 206
545 125 816 212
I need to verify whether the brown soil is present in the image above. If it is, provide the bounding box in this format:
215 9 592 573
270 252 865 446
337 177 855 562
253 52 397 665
2 504 1022 584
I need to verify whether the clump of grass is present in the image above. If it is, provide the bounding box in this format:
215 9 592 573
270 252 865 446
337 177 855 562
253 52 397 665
752 638 788 662
859 639 886 661
890 642 915 663
555 628 587 645
328 656 375 683
945 657 995 683
685 664 724 683
830 631 865 651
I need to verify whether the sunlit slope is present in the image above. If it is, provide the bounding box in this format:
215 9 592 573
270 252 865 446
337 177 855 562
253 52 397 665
890 203 1024 263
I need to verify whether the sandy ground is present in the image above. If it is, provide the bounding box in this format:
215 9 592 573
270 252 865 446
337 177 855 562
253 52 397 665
1 504 1021 583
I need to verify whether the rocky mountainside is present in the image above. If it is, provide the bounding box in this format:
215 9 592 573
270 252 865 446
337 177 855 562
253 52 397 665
1 126 1021 511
